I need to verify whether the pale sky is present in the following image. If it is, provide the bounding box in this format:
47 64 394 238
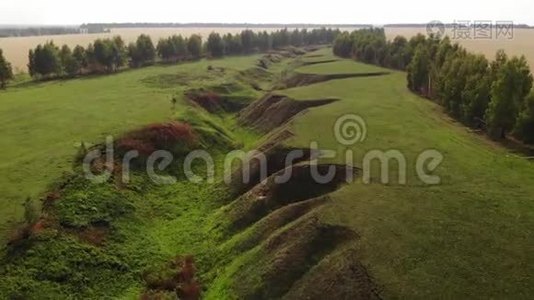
0 0 533 25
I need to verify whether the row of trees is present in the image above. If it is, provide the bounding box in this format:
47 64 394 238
333 28 534 143
205 28 340 58
27 34 157 78
156 34 202 62
333 28 413 70
19 28 341 82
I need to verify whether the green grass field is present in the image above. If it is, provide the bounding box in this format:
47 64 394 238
0 48 533 298
0 55 262 233
282 52 534 298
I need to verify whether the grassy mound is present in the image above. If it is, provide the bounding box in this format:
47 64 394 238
208 214 368 299
219 163 356 234
283 247 381 300
238 93 338 132
278 71 390 89
227 145 320 197
184 83 254 114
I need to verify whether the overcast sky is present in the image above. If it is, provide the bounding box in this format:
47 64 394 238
0 0 533 25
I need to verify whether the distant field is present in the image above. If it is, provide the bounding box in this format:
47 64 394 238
0 26 361 72
385 27 534 70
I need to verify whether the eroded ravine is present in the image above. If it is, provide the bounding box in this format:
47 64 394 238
1 48 383 299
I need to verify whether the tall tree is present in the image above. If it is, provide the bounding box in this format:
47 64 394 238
333 32 353 58
72 45 87 73
240 30 256 53
129 35 156 67
171 35 188 60
407 43 430 94
206 32 224 58
257 31 271 52
28 41 62 78
0 49 13 89
59 45 81 77
486 55 533 138
514 91 534 143
111 36 128 70
93 39 114 72
223 33 242 55
157 38 174 61
187 35 202 59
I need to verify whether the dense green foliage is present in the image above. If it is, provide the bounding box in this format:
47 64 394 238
334 28 534 143
28 41 62 78
59 45 82 77
514 91 534 143
128 34 156 67
91 36 128 72
187 34 203 59
0 49 13 88
156 35 188 62
207 28 339 58
206 33 225 58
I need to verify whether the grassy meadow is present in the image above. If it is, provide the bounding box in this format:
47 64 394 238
0 45 532 298
0 54 262 235
283 51 534 298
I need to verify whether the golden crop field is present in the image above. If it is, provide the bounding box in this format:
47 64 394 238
385 27 534 70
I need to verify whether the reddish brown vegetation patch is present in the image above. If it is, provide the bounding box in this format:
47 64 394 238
78 225 109 246
30 218 47 234
6 217 56 248
42 191 61 208
185 90 224 113
142 255 201 300
117 122 197 156
7 224 32 247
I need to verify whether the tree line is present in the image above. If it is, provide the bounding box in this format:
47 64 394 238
26 34 158 78
0 28 340 88
333 28 534 144
0 26 82 38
